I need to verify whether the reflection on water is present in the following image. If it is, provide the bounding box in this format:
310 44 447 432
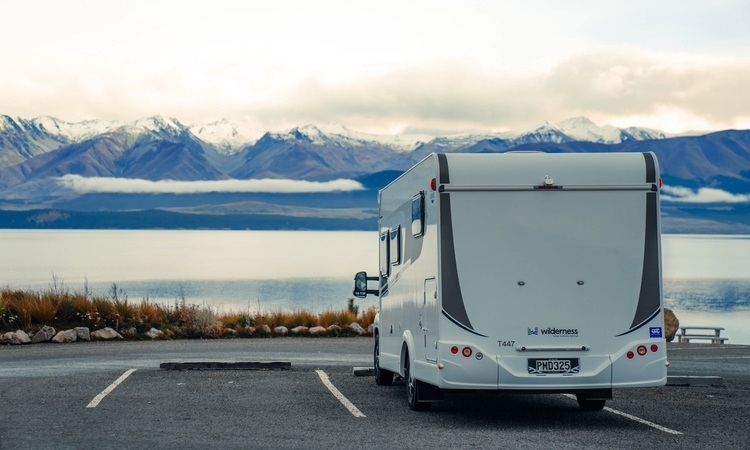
665 278 750 344
665 278 750 311
82 278 377 315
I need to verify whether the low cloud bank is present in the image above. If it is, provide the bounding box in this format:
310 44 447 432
661 185 750 203
57 175 364 194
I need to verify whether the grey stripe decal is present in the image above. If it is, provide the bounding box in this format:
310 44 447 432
437 154 476 333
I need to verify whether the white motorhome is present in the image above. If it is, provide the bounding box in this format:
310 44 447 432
354 152 667 411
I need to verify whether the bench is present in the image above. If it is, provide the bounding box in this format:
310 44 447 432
677 326 728 344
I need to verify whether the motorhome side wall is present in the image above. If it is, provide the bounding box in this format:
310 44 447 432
376 155 441 379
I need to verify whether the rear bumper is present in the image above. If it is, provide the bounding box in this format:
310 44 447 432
432 340 667 391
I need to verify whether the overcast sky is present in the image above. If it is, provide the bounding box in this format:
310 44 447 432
2 0 749 135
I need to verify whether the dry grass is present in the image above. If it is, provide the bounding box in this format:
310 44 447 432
1 286 374 339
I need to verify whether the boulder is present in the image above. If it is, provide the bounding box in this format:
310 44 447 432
52 329 78 343
257 324 272 335
327 325 342 334
309 326 327 336
1 332 14 344
223 328 238 337
273 326 289 336
145 328 164 339
291 326 309 335
1 330 31 345
32 326 56 343
75 327 91 341
664 308 679 342
348 322 367 336
120 327 137 338
367 324 375 335
91 327 124 340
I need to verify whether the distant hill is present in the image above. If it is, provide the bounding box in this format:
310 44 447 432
1 114 749 233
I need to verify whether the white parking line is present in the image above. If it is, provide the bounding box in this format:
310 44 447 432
561 394 683 435
86 369 137 408
315 370 366 418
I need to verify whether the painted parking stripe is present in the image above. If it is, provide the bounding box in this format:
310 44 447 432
561 394 682 435
315 370 366 418
87 369 137 408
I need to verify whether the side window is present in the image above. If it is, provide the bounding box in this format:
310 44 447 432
390 226 401 266
411 191 425 238
379 229 390 276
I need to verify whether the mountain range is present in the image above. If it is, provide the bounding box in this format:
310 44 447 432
1 115 749 233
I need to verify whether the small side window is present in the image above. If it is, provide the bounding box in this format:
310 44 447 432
379 229 390 276
390 226 401 266
411 192 425 238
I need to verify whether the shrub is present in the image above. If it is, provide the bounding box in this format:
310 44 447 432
318 308 357 328
358 306 377 328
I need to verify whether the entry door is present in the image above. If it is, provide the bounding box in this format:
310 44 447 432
423 278 438 361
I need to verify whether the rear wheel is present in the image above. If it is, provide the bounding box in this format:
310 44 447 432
576 394 606 411
404 350 431 411
374 334 393 386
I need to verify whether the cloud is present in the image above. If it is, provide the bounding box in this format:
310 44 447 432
661 185 750 203
56 175 364 195
245 49 750 135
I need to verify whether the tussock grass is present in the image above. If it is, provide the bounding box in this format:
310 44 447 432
0 285 374 339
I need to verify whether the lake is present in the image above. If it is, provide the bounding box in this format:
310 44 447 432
1 230 749 344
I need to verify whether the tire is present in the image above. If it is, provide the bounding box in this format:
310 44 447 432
405 350 431 411
374 334 393 386
576 394 606 411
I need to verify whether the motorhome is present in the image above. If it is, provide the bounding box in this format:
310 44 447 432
353 152 667 411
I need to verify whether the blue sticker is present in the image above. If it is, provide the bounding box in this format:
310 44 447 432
649 327 663 338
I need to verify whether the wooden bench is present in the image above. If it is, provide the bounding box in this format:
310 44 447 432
677 326 728 344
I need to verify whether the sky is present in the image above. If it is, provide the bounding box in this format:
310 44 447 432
2 0 750 136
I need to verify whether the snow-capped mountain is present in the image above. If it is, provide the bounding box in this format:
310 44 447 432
1 113 750 233
188 119 265 154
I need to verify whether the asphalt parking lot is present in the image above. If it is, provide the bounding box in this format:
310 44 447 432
1 339 748 449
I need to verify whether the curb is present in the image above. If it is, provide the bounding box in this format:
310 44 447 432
160 361 291 370
666 375 723 386
353 367 374 376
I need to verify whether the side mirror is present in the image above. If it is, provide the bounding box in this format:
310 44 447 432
353 271 379 298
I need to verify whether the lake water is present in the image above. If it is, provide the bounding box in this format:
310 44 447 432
1 230 748 344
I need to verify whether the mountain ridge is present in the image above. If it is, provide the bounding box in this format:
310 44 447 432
1 114 749 233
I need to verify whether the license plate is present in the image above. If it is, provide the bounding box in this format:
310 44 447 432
528 358 580 374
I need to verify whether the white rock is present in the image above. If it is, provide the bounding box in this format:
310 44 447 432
309 326 327 336
291 326 309 335
1 331 14 344
17 330 31 344
327 325 342 333
367 324 375 334
348 322 367 336
145 328 164 339
52 329 78 343
1 330 31 345
91 327 124 340
273 326 289 336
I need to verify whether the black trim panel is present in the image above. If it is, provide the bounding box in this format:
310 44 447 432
436 154 477 334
